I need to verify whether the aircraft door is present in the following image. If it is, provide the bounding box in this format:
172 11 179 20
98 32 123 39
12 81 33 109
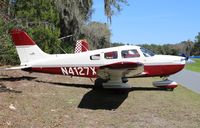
121 49 143 63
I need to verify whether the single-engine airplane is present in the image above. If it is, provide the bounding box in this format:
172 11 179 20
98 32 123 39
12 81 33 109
6 29 186 90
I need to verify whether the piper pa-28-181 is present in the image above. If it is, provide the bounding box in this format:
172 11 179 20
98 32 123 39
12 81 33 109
6 29 186 90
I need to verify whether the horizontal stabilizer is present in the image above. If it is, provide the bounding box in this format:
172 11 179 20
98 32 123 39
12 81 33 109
0 65 31 70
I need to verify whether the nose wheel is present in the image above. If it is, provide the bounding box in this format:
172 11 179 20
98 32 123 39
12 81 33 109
153 79 178 91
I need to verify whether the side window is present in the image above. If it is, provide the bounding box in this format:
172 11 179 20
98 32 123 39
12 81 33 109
104 51 118 59
121 49 140 58
90 54 100 60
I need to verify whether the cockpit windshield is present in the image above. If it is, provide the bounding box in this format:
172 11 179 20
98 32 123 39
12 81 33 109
140 47 155 57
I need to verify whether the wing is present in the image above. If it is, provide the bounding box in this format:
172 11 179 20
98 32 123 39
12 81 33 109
96 61 144 88
97 62 144 80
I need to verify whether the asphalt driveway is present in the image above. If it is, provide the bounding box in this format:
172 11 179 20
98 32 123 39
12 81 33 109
170 69 200 94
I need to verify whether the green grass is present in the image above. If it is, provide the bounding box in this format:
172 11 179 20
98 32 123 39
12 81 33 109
186 59 200 72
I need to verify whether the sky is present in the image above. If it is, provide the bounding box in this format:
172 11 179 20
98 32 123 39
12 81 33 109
92 0 200 44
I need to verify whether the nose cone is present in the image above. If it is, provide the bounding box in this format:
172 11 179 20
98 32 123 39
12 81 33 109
144 55 186 76
163 55 186 74
166 55 186 75
155 55 186 72
180 57 187 66
154 55 186 65
176 56 186 65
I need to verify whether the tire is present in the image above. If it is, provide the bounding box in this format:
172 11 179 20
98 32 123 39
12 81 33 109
122 77 128 83
94 78 104 89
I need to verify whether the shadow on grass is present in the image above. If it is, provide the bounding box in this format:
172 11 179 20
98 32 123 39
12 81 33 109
78 87 169 110
35 80 169 91
35 80 94 89
0 76 36 82
78 89 128 110
0 76 35 93
0 84 22 93
36 80 169 110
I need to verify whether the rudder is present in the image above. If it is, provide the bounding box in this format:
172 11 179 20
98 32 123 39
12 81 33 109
74 39 89 53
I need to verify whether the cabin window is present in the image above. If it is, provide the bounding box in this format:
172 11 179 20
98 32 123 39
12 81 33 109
104 51 118 59
90 54 100 60
121 49 140 58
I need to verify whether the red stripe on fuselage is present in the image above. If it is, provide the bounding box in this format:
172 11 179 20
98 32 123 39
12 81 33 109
100 62 143 69
24 64 184 78
30 67 99 78
143 64 185 77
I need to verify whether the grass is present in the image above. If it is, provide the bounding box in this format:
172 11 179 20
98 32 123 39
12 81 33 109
0 70 200 128
186 59 200 72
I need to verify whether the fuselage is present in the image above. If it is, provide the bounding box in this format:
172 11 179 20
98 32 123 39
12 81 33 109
24 45 186 78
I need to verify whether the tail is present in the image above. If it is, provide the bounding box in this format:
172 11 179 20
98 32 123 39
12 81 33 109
74 39 89 53
10 29 49 66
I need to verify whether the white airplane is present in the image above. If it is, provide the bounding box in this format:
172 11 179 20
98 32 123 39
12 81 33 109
7 29 186 90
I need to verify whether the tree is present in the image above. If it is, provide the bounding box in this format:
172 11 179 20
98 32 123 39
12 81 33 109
104 0 128 23
15 0 59 25
14 0 62 54
183 40 194 56
139 44 179 55
55 0 128 46
55 0 93 46
27 27 62 54
0 17 19 65
111 42 124 47
81 22 111 49
0 0 127 65
191 32 200 55
0 0 63 66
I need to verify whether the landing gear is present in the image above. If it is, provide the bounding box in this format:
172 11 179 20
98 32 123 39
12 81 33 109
161 76 169 81
153 77 178 91
94 78 130 93
94 77 130 89
94 78 106 89
122 77 128 83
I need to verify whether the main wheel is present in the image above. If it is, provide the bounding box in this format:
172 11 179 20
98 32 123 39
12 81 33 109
94 78 106 89
122 77 128 83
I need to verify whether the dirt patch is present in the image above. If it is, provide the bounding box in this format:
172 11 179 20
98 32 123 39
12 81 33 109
0 70 200 128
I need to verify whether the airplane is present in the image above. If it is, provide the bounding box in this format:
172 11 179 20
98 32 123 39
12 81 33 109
6 28 186 90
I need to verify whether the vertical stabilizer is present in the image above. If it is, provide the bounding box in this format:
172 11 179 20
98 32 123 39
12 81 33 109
10 29 50 65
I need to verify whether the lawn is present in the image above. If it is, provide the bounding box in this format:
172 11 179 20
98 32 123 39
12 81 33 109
186 59 200 72
0 70 200 128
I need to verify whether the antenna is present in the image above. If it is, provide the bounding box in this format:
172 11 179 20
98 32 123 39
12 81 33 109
58 35 73 40
57 34 73 53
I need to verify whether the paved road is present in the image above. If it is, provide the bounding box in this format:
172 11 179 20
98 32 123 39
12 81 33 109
170 69 200 94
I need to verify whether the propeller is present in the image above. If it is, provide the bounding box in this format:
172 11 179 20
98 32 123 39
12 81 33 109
181 54 195 63
181 54 189 61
